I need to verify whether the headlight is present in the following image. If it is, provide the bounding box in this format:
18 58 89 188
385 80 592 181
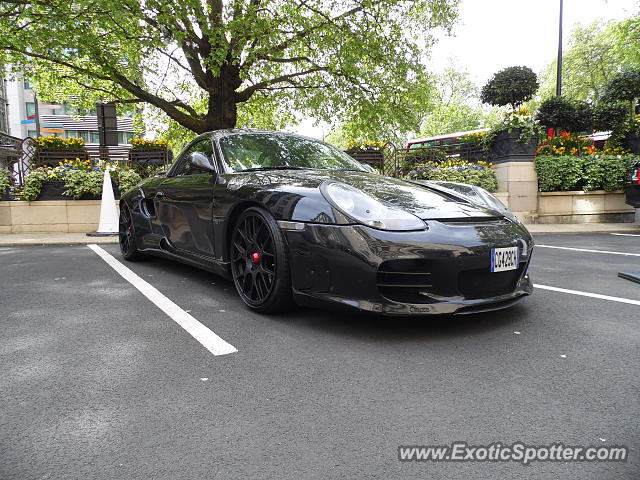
321 182 426 231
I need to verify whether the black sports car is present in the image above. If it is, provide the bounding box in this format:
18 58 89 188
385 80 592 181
624 159 640 207
119 129 533 315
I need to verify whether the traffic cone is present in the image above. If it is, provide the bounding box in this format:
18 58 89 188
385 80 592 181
86 169 119 237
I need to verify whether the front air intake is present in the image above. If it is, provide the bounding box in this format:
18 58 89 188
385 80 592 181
376 259 436 303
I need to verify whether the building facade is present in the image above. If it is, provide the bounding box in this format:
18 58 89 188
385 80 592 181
5 74 135 144
1 69 22 171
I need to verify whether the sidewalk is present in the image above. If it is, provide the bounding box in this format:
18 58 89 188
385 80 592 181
0 232 118 246
524 222 640 235
1 223 639 246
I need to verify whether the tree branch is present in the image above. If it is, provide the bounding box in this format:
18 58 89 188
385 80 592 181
236 67 327 101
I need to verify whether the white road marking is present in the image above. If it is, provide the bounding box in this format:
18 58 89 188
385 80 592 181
87 244 237 356
536 244 640 257
610 233 640 237
534 283 640 306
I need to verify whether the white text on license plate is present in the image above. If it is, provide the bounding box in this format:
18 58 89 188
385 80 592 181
491 247 519 272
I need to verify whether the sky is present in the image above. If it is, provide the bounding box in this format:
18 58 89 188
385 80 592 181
294 0 638 139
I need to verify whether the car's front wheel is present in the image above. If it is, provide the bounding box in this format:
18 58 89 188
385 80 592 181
230 207 292 313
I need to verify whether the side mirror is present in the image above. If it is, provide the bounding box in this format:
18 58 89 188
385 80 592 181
189 152 215 173
361 163 375 173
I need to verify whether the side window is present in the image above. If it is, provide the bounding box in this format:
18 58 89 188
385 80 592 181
174 140 215 176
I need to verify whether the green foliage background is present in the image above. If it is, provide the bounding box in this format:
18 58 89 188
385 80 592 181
535 155 637 192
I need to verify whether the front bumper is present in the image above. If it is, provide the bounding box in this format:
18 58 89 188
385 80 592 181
283 219 533 315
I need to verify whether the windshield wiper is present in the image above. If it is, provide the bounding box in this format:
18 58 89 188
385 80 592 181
241 166 309 172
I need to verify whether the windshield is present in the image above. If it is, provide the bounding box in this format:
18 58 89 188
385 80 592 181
219 133 366 172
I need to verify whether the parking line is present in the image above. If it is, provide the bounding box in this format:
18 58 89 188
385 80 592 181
536 245 640 257
610 233 640 237
87 244 237 356
534 284 640 306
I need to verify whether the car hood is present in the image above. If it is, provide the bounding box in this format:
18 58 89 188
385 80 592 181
229 169 503 220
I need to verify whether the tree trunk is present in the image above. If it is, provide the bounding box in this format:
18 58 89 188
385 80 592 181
200 64 241 133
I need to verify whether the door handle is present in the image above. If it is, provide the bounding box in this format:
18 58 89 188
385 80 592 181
155 191 164 199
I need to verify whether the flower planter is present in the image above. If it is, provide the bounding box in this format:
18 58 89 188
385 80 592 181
536 190 635 223
492 129 538 161
129 148 168 166
624 130 640 154
36 180 67 200
35 148 90 167
0 200 120 233
35 180 120 201
345 149 384 169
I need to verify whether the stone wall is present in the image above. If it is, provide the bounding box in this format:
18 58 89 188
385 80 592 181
0 200 119 233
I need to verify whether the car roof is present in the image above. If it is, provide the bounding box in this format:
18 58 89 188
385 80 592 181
203 128 323 144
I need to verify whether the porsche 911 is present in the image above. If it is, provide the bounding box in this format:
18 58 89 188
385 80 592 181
119 129 533 315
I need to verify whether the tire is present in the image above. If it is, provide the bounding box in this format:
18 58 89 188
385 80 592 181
119 204 144 261
229 207 292 314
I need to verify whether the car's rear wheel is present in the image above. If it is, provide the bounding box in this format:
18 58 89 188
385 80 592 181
119 204 144 261
230 207 292 313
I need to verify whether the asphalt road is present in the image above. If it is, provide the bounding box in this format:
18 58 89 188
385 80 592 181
1 233 639 479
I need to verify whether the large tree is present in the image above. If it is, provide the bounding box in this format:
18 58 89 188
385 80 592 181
0 0 459 133
420 66 502 137
538 17 640 103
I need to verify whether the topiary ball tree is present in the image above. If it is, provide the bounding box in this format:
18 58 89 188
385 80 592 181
592 102 629 132
481 66 539 110
536 97 592 133
603 70 640 120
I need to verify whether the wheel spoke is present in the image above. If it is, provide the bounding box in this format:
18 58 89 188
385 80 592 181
237 225 250 246
254 274 264 299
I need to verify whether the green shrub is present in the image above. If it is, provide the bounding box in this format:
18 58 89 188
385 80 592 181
20 162 149 201
481 66 539 109
116 169 142 194
483 108 543 150
603 70 640 118
535 154 637 192
22 169 47 201
592 102 629 132
536 97 592 133
63 170 103 199
583 155 631 191
535 156 585 192
406 160 498 192
0 169 11 193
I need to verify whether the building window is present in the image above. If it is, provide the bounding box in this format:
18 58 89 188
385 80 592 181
0 103 7 134
66 130 78 139
90 131 100 143
76 130 90 142
25 102 36 117
23 79 31 90
118 132 135 144
27 130 37 138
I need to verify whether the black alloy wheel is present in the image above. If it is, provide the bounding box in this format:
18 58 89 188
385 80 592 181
230 207 292 313
119 205 143 261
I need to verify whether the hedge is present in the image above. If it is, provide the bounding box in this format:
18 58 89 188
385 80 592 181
406 160 498 192
535 155 638 192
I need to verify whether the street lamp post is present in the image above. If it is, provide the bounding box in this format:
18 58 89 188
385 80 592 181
556 0 563 97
